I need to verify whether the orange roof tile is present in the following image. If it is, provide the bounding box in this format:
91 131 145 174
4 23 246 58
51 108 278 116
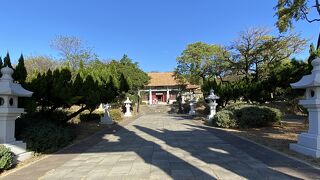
146 72 180 87
145 72 200 89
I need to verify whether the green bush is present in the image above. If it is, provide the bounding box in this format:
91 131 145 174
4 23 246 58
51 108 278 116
0 145 14 171
213 110 237 128
15 111 69 140
234 105 282 128
214 104 282 128
20 121 75 153
79 113 102 122
109 109 123 122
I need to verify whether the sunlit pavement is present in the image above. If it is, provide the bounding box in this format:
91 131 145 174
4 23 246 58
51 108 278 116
3 114 320 180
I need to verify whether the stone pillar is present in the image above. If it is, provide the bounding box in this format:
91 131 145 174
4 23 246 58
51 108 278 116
207 101 218 123
181 95 186 104
149 89 152 105
166 89 170 103
0 66 33 162
290 57 320 157
206 90 219 124
124 97 132 117
189 99 196 115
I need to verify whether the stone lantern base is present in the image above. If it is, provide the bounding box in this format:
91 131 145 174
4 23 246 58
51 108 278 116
124 112 132 117
4 141 32 162
100 116 113 125
189 110 196 116
290 133 320 158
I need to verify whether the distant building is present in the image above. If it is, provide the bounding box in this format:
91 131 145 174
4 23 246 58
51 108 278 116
139 72 201 105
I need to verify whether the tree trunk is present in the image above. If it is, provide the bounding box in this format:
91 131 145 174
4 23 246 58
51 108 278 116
64 106 88 122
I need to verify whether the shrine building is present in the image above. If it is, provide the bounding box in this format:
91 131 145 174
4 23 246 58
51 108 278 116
139 72 200 105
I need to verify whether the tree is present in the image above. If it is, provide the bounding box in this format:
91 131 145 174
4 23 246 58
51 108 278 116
3 52 12 68
118 54 149 92
275 0 320 47
0 57 3 77
119 73 130 93
13 54 27 83
175 42 230 85
24 56 60 81
50 35 97 71
230 27 306 81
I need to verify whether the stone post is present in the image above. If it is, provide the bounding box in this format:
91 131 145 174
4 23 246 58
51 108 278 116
206 89 219 124
290 57 320 157
100 104 113 124
124 97 132 117
166 89 170 104
0 66 33 162
189 97 196 115
149 89 152 105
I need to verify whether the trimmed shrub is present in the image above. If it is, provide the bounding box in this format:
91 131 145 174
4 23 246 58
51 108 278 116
15 111 69 140
109 109 123 122
20 121 75 153
234 105 282 128
79 113 102 122
0 145 14 171
213 110 237 128
214 104 282 128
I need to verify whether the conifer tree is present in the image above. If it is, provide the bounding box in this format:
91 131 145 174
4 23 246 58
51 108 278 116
0 57 3 68
13 54 27 83
0 57 3 77
119 73 130 93
3 52 13 68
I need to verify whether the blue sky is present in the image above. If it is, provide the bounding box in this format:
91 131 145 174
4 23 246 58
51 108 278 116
0 0 319 72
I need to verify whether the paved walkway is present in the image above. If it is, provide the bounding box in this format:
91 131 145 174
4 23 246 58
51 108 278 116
2 114 320 180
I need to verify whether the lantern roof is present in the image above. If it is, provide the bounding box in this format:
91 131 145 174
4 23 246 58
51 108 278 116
124 97 132 104
206 89 219 100
291 58 320 89
0 66 33 97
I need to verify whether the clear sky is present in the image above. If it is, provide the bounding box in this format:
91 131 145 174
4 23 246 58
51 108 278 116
0 0 319 72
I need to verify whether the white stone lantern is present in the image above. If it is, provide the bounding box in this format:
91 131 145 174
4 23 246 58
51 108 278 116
189 96 197 116
206 89 219 124
0 66 33 161
100 103 113 125
290 57 320 158
124 97 132 117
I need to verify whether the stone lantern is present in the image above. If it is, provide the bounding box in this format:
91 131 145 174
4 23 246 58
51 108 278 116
189 96 197 116
124 97 132 117
0 66 33 161
206 89 219 124
100 103 113 125
290 57 320 158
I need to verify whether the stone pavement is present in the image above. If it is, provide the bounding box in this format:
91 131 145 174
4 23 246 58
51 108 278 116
2 114 320 180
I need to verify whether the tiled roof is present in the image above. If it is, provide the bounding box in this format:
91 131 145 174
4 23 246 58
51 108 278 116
146 72 180 87
145 72 200 89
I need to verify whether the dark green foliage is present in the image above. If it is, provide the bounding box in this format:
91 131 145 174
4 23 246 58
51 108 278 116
0 57 2 77
0 57 3 68
28 68 105 121
0 145 14 171
13 54 27 83
100 76 119 103
3 52 12 68
213 110 236 128
233 105 282 128
119 73 130 93
15 111 70 139
79 113 102 122
226 104 282 128
20 121 75 153
214 104 282 128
